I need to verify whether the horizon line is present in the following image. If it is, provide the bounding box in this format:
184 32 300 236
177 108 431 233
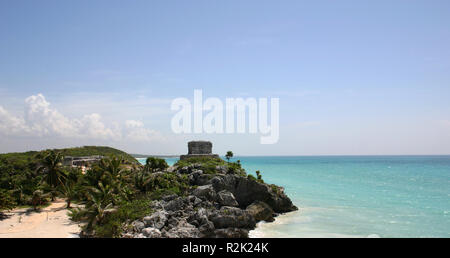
133 154 450 157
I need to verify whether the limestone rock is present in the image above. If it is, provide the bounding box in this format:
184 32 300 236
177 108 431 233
211 174 297 213
217 190 239 207
142 227 162 238
246 201 275 222
214 228 249 238
209 206 256 229
192 184 217 201
143 210 168 229
131 220 145 232
164 197 188 211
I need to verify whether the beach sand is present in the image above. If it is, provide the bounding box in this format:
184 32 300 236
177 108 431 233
0 199 81 238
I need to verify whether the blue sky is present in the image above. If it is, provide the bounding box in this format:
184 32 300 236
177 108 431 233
1 0 450 155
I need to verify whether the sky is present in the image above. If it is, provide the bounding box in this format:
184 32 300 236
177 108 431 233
1 0 450 155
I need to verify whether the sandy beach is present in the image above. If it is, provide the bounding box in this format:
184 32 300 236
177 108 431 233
0 199 81 238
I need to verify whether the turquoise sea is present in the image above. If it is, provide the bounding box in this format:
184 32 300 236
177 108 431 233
138 156 450 238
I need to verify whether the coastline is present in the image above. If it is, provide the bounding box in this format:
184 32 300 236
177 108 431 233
248 207 369 238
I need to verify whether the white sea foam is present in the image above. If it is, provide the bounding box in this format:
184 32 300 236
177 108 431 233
248 208 364 238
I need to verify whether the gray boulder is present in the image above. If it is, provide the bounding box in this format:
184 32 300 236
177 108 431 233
198 220 215 237
188 170 203 184
217 190 239 207
189 170 211 185
163 219 200 238
162 194 178 202
143 210 168 229
164 197 188 211
246 201 274 222
215 165 228 174
131 220 145 232
214 228 249 238
209 206 256 229
211 174 297 213
192 184 217 201
196 174 212 186
142 227 162 238
187 207 209 226
187 195 203 206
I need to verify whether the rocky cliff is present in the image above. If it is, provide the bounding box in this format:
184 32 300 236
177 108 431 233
122 158 298 238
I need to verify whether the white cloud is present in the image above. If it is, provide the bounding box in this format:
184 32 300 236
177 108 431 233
123 119 165 142
24 94 79 137
78 113 118 140
125 120 144 128
0 106 29 136
0 93 164 143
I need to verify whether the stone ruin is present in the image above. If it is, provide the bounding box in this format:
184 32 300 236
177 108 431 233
180 141 219 160
63 155 103 167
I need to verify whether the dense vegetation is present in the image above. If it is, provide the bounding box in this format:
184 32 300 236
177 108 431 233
0 146 138 213
54 146 139 165
0 147 254 238
68 155 182 237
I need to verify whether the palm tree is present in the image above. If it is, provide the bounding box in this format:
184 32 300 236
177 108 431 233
133 170 152 192
36 151 66 191
255 170 263 182
97 157 133 203
98 156 128 183
78 182 116 231
59 181 77 208
84 198 115 231
225 151 233 162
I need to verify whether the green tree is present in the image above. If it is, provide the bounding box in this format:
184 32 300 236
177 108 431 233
36 151 66 190
133 171 152 192
145 157 168 173
59 181 77 208
76 182 116 231
225 151 234 162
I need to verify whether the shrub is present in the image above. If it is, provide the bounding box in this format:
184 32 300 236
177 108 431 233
145 157 169 172
255 170 264 183
90 197 153 238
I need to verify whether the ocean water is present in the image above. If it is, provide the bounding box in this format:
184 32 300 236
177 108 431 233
138 156 450 238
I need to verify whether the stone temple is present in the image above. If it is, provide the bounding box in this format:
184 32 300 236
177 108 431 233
180 141 220 160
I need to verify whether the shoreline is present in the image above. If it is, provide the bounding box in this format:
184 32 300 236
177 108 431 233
248 210 301 238
248 207 369 238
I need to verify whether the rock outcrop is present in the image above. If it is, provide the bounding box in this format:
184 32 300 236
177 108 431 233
211 174 297 213
123 158 298 238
